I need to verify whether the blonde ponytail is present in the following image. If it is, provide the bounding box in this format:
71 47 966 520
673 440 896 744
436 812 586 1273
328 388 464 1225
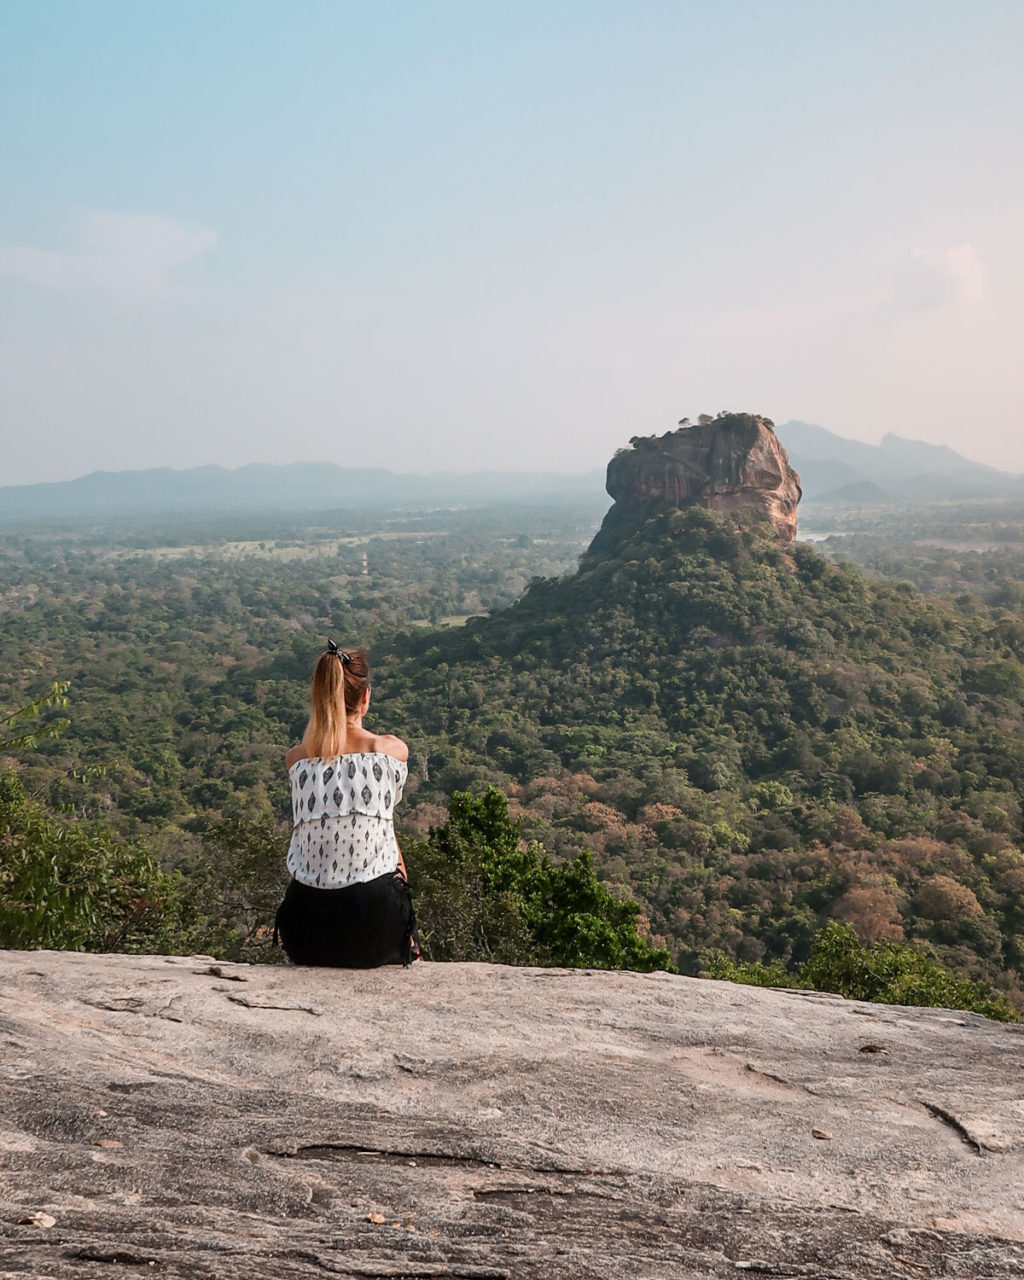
303 644 370 758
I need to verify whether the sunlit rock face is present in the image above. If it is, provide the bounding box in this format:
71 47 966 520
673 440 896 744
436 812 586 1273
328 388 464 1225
1 950 1022 1277
596 413 802 549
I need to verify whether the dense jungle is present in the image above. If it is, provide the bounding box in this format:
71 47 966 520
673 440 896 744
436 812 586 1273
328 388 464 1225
3 490 1024 1016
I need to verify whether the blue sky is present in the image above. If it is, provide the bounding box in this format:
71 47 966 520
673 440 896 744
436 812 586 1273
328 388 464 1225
1 0 1022 484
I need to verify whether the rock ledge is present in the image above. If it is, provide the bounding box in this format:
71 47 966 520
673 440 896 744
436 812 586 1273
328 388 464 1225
1 950 1022 1278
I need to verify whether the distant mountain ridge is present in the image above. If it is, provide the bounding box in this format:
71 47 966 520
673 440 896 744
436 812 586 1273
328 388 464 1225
0 461 605 521
1 422 1019 521
775 421 1023 504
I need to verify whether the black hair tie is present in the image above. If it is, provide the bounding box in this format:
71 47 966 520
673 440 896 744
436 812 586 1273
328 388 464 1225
325 638 352 664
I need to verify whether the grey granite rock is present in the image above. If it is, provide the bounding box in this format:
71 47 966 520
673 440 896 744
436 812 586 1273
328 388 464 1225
0 950 1022 1278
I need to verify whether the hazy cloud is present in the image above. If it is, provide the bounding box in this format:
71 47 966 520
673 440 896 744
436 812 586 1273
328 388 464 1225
892 242 987 310
0 211 216 298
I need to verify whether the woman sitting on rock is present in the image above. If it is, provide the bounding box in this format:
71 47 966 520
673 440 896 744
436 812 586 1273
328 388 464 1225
275 641 419 967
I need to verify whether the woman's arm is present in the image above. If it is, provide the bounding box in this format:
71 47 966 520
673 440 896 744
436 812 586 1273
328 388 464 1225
396 839 409 882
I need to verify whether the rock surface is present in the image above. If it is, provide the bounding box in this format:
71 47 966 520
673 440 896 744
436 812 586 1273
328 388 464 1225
594 414 802 551
1 950 1023 1279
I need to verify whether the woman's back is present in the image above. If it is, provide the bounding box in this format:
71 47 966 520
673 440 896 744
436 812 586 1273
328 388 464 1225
285 724 408 771
286 750 407 889
276 641 418 968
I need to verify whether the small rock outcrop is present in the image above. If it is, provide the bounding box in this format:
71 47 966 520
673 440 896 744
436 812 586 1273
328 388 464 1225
592 413 802 553
1 950 1022 1279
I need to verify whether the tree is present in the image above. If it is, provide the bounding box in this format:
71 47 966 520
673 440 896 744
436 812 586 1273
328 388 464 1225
0 769 190 953
707 921 1015 1022
914 874 983 922
831 886 905 943
187 814 290 961
405 786 674 972
1 681 70 752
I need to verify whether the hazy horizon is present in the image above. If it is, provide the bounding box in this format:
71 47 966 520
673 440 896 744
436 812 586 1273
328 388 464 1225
0 416 1018 491
2 1 1022 486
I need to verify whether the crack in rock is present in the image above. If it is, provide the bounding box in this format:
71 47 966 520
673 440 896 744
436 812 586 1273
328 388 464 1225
226 995 322 1016
742 1063 813 1094
919 1101 984 1154
268 1141 615 1178
80 996 184 1023
473 1185 625 1204
197 965 248 982
66 1246 161 1264
280 1254 512 1279
279 1141 500 1171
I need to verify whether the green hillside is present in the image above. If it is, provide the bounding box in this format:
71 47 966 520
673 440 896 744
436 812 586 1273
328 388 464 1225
376 506 1024 1001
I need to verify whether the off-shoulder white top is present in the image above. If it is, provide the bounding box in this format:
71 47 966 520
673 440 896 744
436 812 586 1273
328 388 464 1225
287 752 408 889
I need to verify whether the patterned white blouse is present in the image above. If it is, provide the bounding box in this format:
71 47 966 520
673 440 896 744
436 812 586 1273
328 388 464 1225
287 752 408 889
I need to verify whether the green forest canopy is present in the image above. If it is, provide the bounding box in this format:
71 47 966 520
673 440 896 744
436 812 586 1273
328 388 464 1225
1 499 1024 1012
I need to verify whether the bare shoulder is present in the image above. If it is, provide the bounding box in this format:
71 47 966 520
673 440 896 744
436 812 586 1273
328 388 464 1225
373 734 409 763
285 742 308 769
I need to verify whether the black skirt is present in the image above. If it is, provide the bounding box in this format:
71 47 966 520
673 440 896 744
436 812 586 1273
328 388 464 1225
275 871 418 968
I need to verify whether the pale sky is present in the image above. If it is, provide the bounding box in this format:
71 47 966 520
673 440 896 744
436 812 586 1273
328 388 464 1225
1 0 1022 486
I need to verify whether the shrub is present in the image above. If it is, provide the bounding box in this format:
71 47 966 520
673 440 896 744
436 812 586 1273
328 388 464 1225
704 954 791 988
405 786 674 972
0 770 191 954
185 814 290 962
706 920 1016 1022
801 921 1013 1020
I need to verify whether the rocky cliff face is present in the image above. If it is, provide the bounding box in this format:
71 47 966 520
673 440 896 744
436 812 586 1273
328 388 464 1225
593 413 802 553
1 950 1022 1279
